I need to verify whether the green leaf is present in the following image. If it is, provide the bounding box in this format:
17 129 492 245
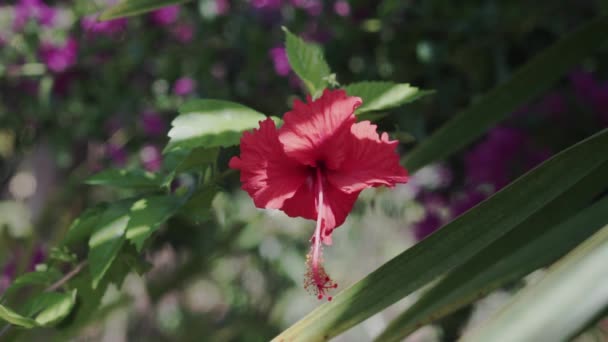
462 224 608 342
344 82 433 114
99 0 191 20
85 169 162 189
404 16 608 172
273 129 608 342
179 185 218 223
283 27 332 97
166 100 271 152
0 305 38 328
88 203 132 289
163 147 219 186
2 269 62 299
376 177 608 342
21 290 78 326
62 205 108 247
125 196 181 251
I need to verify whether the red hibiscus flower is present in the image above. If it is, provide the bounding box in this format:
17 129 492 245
230 89 408 299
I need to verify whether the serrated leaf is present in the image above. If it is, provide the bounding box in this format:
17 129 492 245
283 27 332 96
166 100 271 152
344 82 433 114
21 290 78 326
85 169 162 189
273 129 608 342
88 203 133 289
99 0 191 20
462 224 608 342
125 196 181 251
376 173 608 342
0 305 38 328
405 16 608 172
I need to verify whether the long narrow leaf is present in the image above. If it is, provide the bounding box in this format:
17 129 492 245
462 224 608 342
99 0 191 20
273 129 608 342
404 16 608 172
376 179 608 342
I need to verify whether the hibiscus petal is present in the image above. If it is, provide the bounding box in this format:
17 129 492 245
281 176 360 242
327 120 408 193
278 89 362 168
229 118 309 209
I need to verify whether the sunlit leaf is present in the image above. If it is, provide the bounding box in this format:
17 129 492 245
166 100 272 152
283 27 332 97
344 82 432 114
462 224 608 342
0 305 38 328
125 196 181 251
376 181 608 342
21 290 78 326
274 129 608 342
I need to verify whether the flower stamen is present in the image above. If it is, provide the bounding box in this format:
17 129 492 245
304 167 338 301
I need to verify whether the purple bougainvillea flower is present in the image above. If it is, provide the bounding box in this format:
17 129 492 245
334 0 351 17
149 5 180 26
215 0 230 15
569 69 597 104
251 0 284 10
39 37 78 73
141 111 167 136
140 145 162 172
107 143 128 166
450 188 488 219
172 23 194 43
230 89 408 299
13 0 56 30
81 15 128 36
291 0 322 16
269 46 291 76
173 77 196 96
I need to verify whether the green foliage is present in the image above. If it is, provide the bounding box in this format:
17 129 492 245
274 129 608 342
404 15 608 172
99 0 192 20
85 169 163 189
166 100 271 152
2 269 62 299
125 196 182 251
376 190 608 342
344 82 433 114
21 290 78 326
0 305 38 328
462 224 608 341
283 27 332 97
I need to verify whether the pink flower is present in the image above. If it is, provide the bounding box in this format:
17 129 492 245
334 0 350 17
140 111 167 136
149 5 180 26
269 46 290 76
81 15 128 36
172 23 194 43
39 38 78 73
173 77 196 96
13 0 56 31
140 145 163 172
230 89 408 299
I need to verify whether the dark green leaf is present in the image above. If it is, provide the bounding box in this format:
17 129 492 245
344 82 432 114
85 169 162 189
163 147 219 186
99 0 191 20
62 205 108 247
179 185 218 223
376 173 608 342
2 269 62 299
274 129 608 342
283 27 332 96
166 100 271 152
21 290 78 326
125 196 181 251
462 224 608 341
405 16 608 172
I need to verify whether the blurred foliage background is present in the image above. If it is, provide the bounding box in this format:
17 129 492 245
0 0 607 341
